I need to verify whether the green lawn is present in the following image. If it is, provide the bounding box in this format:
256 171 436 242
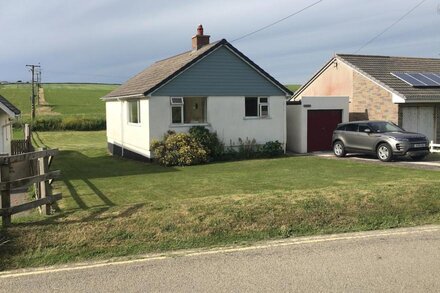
1 131 439 270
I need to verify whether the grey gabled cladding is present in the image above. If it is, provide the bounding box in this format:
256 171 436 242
152 46 286 97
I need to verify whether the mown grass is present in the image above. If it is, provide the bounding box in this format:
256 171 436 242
0 131 439 270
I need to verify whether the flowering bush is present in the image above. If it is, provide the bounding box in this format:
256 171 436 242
151 131 208 166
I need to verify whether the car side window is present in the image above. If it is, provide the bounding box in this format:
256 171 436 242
336 125 346 131
358 124 370 133
345 124 358 132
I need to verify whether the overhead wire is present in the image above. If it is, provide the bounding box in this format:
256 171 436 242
231 0 324 42
354 0 428 53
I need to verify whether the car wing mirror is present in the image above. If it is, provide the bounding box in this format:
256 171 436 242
364 128 371 133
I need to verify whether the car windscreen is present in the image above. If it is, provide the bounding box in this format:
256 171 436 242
368 122 404 133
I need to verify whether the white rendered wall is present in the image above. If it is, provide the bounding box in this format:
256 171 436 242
286 105 302 153
149 95 287 151
286 96 349 153
0 112 11 154
106 98 150 157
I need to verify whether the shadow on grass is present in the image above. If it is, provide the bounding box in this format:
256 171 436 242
12 203 146 227
54 150 178 210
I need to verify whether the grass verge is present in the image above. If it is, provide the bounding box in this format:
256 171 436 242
0 131 439 270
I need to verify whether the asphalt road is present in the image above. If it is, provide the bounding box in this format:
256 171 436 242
2 226 439 292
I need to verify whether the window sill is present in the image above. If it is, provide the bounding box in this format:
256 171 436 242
243 116 271 120
170 123 210 128
128 122 141 127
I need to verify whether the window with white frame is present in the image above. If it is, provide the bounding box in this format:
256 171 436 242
128 100 140 124
245 97 269 117
170 97 207 124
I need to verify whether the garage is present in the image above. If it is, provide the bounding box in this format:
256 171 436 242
286 96 349 153
401 106 436 142
307 110 342 152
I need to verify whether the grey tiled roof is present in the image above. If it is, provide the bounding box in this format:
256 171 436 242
104 41 220 99
0 94 21 115
337 54 440 102
103 39 292 99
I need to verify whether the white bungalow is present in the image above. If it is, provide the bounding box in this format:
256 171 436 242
102 25 292 160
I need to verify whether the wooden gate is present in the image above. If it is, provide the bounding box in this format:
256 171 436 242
0 149 62 227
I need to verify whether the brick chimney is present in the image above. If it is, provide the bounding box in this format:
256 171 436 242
192 24 210 50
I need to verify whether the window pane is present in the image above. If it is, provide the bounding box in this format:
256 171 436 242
128 101 139 123
183 97 206 123
172 106 182 123
260 105 269 117
245 97 258 117
259 97 268 103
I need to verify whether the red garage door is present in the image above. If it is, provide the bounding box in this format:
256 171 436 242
307 110 342 152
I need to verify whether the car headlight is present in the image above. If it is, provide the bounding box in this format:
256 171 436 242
391 137 409 142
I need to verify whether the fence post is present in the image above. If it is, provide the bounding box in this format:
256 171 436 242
1 163 11 226
38 148 51 215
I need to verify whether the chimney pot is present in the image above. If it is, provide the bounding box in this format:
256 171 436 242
192 24 210 50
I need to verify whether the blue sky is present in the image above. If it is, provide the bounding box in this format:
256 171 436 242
1 0 439 85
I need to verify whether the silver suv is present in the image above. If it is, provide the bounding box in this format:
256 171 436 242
332 121 430 162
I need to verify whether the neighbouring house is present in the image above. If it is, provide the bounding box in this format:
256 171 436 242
288 54 440 153
0 94 21 155
102 25 292 160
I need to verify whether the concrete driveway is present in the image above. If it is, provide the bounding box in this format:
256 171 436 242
312 152 440 170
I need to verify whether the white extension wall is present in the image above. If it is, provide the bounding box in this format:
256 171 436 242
0 112 11 154
286 96 349 153
106 98 150 157
149 95 287 150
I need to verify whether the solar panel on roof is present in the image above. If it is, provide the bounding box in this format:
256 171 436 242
391 72 426 86
391 72 440 87
423 73 440 84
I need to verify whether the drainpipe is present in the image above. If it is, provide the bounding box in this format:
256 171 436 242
119 98 125 157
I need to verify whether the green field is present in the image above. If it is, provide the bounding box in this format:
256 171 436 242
43 83 117 118
1 131 439 270
0 83 32 115
286 84 301 93
0 83 117 119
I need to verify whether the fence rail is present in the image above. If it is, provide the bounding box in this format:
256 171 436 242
0 148 61 227
430 141 440 153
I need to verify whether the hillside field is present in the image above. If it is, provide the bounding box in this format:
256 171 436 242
0 83 300 120
0 83 118 119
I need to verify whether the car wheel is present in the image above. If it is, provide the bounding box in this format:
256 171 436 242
410 155 427 161
333 141 346 157
377 143 393 162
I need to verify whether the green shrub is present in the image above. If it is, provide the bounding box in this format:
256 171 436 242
151 131 208 166
188 126 223 159
261 140 284 157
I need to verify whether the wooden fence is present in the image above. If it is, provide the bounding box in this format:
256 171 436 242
0 149 62 227
10 124 33 155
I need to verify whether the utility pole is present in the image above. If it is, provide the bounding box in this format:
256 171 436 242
26 64 40 120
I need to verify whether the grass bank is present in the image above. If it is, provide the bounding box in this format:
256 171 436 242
1 131 439 270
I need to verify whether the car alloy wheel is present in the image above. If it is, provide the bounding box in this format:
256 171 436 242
333 141 346 157
377 143 393 162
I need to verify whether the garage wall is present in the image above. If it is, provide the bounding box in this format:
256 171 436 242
286 96 349 153
399 104 438 143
